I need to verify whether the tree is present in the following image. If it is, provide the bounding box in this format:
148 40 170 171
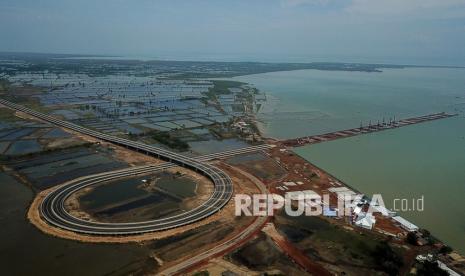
372 241 404 276
439 245 453 254
406 232 418 245
417 261 448 276
420 229 431 238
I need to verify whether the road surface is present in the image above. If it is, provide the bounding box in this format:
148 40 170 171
0 99 236 235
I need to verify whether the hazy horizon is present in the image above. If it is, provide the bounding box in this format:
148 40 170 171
1 0 465 66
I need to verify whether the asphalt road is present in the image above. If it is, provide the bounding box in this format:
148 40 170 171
157 166 269 276
0 99 236 235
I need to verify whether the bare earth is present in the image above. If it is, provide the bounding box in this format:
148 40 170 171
27 162 251 244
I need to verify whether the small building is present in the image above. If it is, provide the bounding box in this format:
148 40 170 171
328 187 353 193
437 261 460 276
353 206 363 215
355 212 376 230
416 255 426 262
392 216 419 232
283 181 297 186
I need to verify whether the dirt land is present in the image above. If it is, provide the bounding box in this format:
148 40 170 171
63 128 162 166
27 161 260 244
192 258 259 276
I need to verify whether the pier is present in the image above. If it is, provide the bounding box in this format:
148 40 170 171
281 112 457 147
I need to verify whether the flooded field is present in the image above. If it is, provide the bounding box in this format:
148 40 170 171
0 108 87 157
5 140 42 155
6 146 127 190
78 171 200 222
189 138 249 154
0 172 156 275
0 100 222 273
4 71 264 150
156 174 197 198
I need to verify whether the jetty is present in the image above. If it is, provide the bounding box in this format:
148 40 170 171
281 112 456 147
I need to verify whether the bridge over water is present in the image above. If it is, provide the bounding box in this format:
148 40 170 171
280 112 457 148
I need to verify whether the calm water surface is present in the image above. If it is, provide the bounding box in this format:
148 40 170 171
236 68 465 253
0 172 152 275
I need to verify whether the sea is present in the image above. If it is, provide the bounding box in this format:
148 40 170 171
234 67 465 254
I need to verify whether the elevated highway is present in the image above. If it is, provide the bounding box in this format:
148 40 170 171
0 98 235 235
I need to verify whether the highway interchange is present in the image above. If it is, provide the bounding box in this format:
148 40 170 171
0 98 269 235
4 97 454 275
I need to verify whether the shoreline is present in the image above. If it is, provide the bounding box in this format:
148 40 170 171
245 98 464 258
287 140 465 256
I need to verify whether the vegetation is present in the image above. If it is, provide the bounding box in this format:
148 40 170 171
420 229 439 245
372 241 404 275
204 80 246 100
275 214 401 272
7 94 51 113
406 232 418 245
0 107 18 122
231 235 284 270
0 78 10 93
151 131 189 151
439 245 453 254
0 142 94 161
192 271 209 276
417 261 448 276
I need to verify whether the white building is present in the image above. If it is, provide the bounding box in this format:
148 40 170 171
283 181 297 186
353 206 363 215
355 212 376 230
392 216 419 232
437 261 460 276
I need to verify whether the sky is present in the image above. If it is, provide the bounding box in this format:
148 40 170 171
1 0 465 65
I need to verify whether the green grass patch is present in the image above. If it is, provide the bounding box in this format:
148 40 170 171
204 80 246 100
276 214 404 273
0 107 18 122
0 78 10 93
5 95 51 113
151 131 189 151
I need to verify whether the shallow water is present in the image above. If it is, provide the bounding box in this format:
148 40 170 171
80 173 196 220
0 172 152 275
235 68 465 139
188 138 249 155
1 128 36 141
41 128 71 138
236 67 465 253
156 176 197 198
295 117 465 253
5 140 42 155
80 176 149 210
0 141 10 153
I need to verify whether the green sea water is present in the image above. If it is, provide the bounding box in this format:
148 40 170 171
235 68 465 253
